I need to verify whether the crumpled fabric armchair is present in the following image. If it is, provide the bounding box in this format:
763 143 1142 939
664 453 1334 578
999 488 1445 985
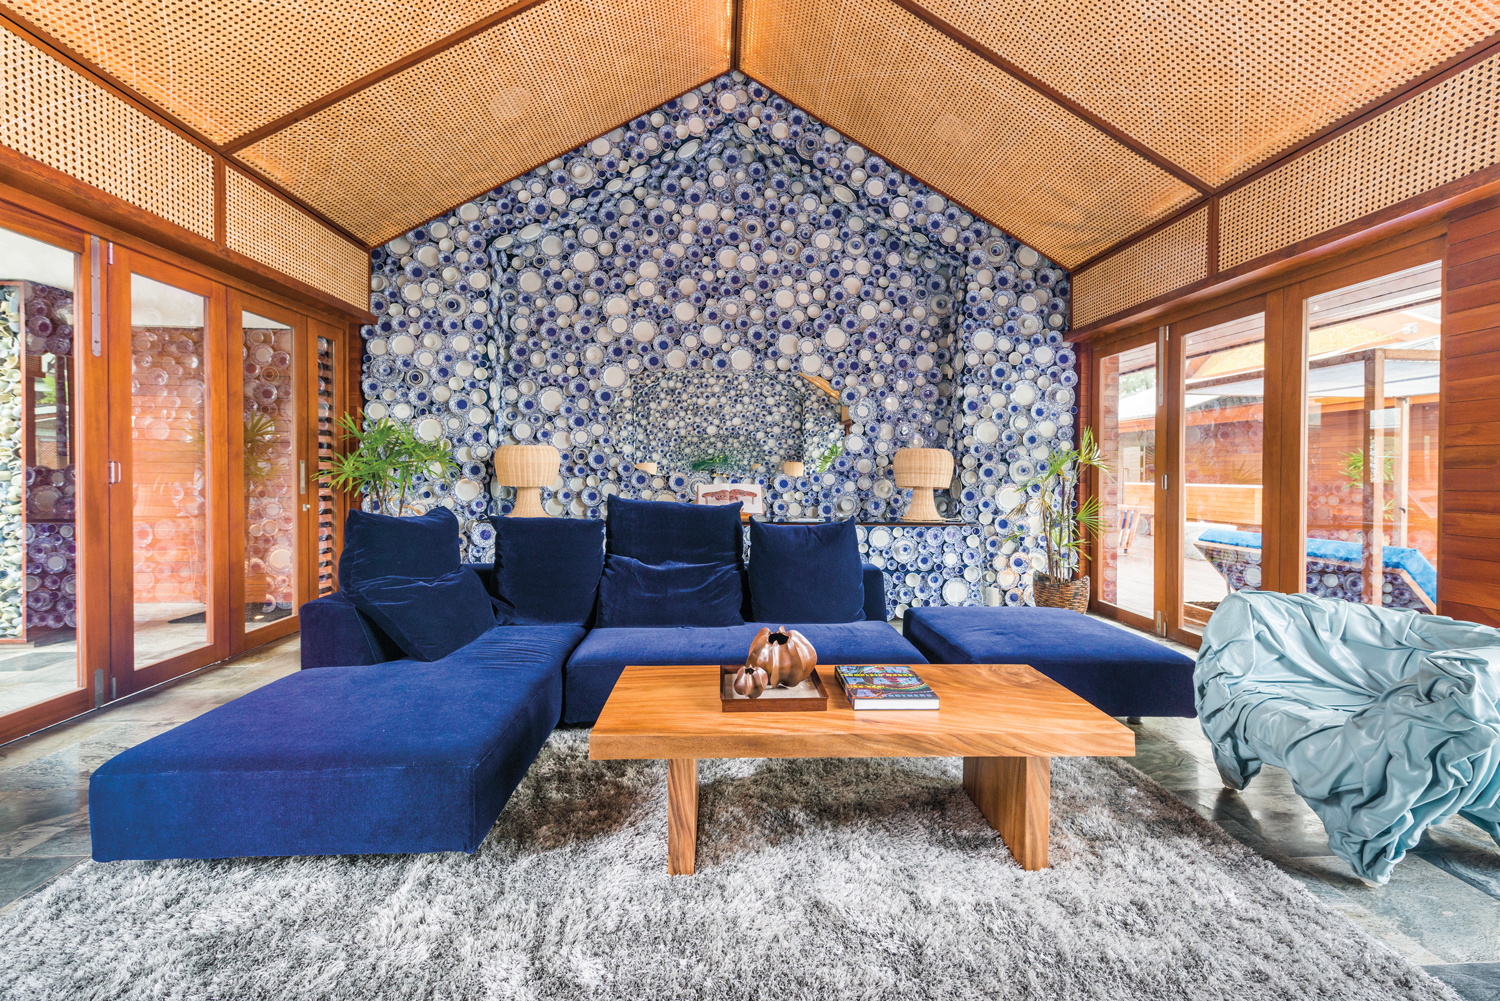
1196 590 1500 884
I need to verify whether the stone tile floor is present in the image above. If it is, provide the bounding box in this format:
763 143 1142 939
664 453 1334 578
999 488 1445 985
0 625 1495 998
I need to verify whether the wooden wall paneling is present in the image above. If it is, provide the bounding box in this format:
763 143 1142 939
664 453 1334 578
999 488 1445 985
1441 199 1500 625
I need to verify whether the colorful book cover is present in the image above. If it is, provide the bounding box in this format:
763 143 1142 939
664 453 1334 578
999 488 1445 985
835 665 940 709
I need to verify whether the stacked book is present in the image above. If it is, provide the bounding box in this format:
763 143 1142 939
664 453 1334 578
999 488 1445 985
835 665 940 710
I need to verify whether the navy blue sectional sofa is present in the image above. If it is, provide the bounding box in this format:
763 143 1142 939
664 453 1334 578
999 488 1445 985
90 500 926 861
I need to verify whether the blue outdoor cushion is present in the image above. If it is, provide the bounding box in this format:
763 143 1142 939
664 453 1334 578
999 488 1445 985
89 658 562 860
749 518 863 623
488 516 605 625
606 495 743 568
561 620 927 723
902 606 1197 717
1196 527 1438 601
339 507 461 591
344 568 496 662
596 554 745 628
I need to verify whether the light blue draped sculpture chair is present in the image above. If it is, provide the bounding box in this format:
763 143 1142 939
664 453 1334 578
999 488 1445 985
1197 590 1500 884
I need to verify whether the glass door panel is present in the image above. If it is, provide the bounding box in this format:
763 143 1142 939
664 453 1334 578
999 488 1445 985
1303 261 1441 612
1181 313 1265 628
1099 341 1157 619
0 227 84 718
240 309 297 631
128 273 213 667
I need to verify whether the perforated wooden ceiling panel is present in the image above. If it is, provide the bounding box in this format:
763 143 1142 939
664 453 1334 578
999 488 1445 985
5 0 529 145
225 168 369 310
914 0 1500 189
740 0 1199 269
0 24 214 238
232 0 727 245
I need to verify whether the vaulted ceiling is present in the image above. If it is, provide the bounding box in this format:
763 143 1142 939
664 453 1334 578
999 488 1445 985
11 0 1498 267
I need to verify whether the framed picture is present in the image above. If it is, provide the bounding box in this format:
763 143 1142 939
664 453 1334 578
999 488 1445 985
695 482 765 515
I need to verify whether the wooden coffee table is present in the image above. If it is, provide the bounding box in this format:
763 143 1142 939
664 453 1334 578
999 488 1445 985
589 663 1135 874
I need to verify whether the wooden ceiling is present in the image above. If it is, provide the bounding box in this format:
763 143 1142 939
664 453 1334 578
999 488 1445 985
10 0 1498 266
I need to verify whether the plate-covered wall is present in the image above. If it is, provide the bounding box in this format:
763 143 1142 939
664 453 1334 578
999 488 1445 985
362 72 1077 611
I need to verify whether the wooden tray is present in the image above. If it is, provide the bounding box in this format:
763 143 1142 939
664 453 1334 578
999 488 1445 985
719 668 829 712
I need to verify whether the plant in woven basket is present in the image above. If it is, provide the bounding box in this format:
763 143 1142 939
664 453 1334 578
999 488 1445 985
997 428 1109 588
328 414 457 517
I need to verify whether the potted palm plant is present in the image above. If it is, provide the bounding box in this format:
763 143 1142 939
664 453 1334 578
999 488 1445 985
998 428 1109 612
328 415 457 516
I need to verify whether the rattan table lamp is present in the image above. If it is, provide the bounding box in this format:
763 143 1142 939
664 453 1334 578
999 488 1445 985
893 447 953 522
494 444 559 518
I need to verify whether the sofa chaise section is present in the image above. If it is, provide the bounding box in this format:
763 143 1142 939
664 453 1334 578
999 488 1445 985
89 655 562 861
902 605 1197 718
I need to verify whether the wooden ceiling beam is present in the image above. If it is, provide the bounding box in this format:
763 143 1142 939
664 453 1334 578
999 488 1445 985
221 0 553 155
884 0 1213 195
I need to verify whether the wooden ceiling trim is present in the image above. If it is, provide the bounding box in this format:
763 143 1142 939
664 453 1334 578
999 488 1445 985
730 0 744 71
221 0 554 155
887 0 1211 195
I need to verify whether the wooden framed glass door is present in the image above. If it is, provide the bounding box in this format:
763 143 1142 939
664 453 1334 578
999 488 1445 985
1162 298 1268 644
0 207 110 742
107 249 230 695
1093 330 1160 632
230 291 306 652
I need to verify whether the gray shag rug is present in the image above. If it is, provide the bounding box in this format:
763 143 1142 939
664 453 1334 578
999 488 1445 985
0 730 1456 1001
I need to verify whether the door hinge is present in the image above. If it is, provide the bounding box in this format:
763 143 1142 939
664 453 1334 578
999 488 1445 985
107 242 114 265
107 460 121 484
1155 611 1165 637
94 669 104 709
1160 474 1168 491
299 459 307 495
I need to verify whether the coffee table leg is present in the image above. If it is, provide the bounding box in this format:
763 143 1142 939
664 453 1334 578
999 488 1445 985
963 755 1050 871
667 758 698 875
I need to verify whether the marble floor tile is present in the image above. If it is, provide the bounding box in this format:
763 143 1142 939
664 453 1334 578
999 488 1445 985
0 856 82 911
1425 963 1500 1001
1278 854 1500 964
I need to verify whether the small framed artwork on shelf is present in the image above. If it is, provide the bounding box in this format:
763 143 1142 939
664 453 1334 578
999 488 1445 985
695 482 765 515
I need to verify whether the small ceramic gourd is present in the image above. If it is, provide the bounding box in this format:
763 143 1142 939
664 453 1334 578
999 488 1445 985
745 627 818 691
731 663 769 698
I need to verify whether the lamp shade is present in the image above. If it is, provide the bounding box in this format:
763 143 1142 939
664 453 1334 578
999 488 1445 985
892 448 953 488
892 447 953 522
494 444 559 518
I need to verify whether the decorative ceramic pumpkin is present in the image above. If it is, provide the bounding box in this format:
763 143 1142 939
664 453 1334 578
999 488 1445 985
731 663 769 699
746 627 818 690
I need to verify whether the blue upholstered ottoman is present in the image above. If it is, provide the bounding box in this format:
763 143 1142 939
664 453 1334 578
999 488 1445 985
89 656 562 861
902 606 1197 717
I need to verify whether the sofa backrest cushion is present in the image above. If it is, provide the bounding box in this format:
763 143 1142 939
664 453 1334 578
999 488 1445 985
748 518 865 623
596 554 745 628
488 516 605 625
340 507 460 592
344 567 497 662
606 495 743 568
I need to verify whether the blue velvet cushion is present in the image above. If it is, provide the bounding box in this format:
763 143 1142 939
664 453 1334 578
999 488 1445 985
596 554 745 628
748 518 864 623
606 495 743 567
344 568 497 662
339 507 460 590
487 516 605 625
